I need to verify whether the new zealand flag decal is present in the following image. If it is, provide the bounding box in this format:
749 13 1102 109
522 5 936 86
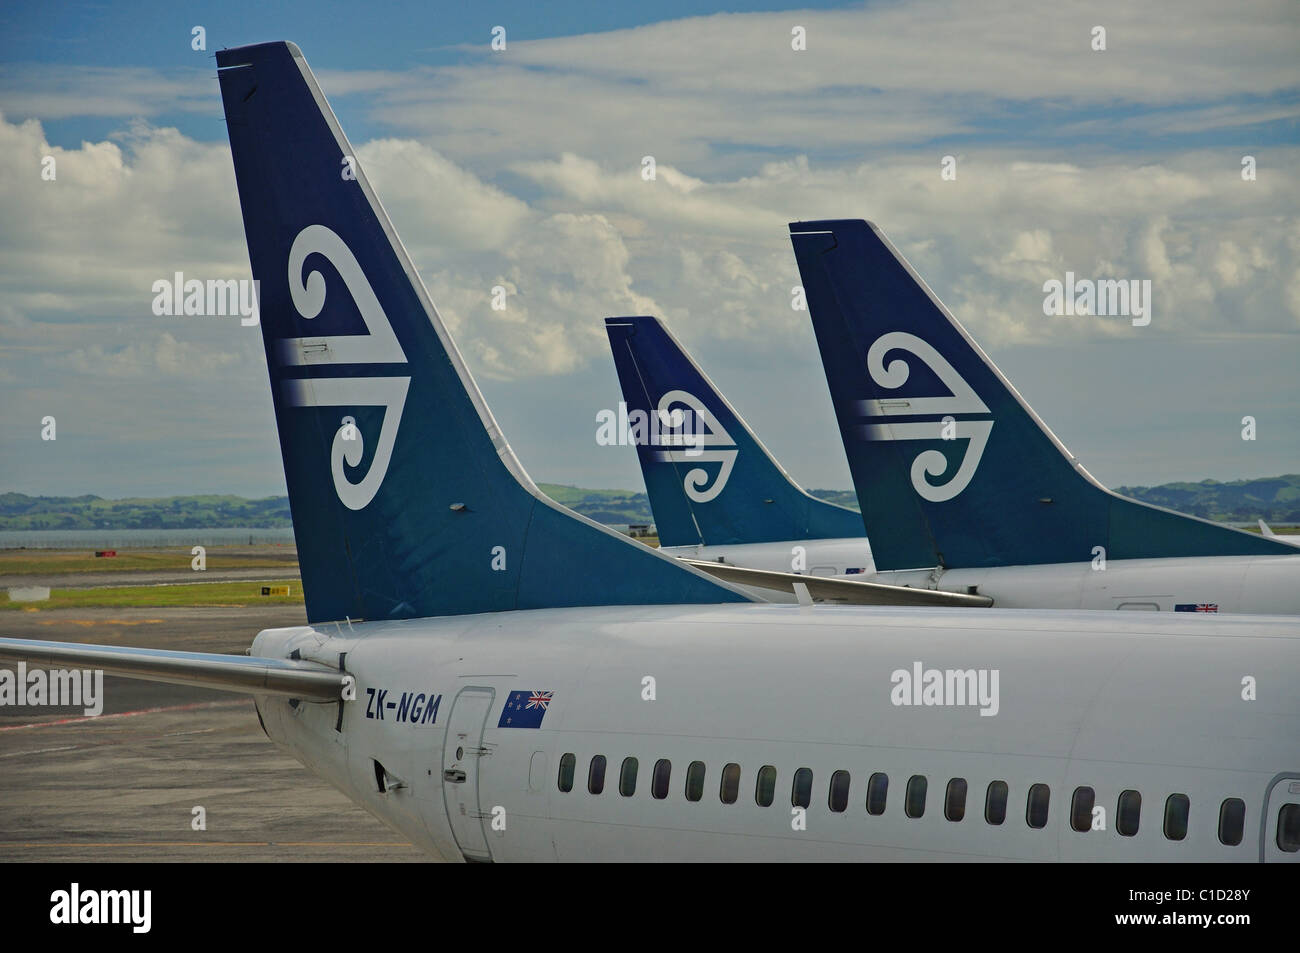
498 690 554 728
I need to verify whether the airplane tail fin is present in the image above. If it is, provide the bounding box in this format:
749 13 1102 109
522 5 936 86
216 42 749 622
605 316 864 547
789 219 1296 570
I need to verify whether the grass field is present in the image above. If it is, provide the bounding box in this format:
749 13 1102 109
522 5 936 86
2 580 305 611
0 546 299 575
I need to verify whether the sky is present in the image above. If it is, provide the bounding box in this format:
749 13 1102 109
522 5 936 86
1 0 1297 500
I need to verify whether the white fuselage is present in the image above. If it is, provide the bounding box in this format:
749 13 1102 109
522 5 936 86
878 554 1300 614
666 539 1300 614
662 539 874 575
252 604 1300 862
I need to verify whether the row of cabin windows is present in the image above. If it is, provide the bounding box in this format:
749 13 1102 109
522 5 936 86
555 754 1284 849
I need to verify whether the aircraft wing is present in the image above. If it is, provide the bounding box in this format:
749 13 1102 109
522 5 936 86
682 561 993 607
0 638 346 701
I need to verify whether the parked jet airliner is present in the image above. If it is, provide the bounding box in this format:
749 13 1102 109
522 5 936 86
2 43 1297 862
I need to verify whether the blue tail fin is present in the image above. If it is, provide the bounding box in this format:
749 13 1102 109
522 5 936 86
216 42 749 622
605 316 864 547
789 219 1296 570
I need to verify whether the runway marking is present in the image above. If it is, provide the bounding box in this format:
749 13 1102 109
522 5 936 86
0 744 78 759
35 619 166 626
0 841 417 848
0 699 247 732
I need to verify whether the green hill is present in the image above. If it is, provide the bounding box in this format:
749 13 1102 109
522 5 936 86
807 476 1300 525
0 487 653 531
0 492 291 530
1111 474 1300 523
535 484 653 524
3 474 1297 531
805 489 860 512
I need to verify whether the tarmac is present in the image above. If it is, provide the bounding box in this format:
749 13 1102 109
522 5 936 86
0 604 428 862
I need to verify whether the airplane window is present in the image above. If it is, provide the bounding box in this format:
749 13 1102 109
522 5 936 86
866 773 889 816
1163 794 1189 841
985 781 1008 825
1117 790 1141 836
1070 786 1096 832
620 757 639 797
1026 784 1050 829
557 752 575 793
755 765 777 807
1218 798 1245 847
792 768 814 809
944 778 967 822
652 759 671 800
588 755 607 795
828 770 850 813
905 775 927 818
720 763 741 804
685 761 706 802
1278 804 1300 853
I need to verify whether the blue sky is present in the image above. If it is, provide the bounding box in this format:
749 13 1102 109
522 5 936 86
3 0 862 150
1 0 1297 499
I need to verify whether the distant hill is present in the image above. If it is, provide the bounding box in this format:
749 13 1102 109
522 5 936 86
535 484 653 525
806 489 860 512
0 486 652 531
806 476 1300 524
1111 474 1300 523
3 474 1297 530
0 492 292 530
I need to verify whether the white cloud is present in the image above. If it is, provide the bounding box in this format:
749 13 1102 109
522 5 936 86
359 137 531 251
422 212 661 377
0 113 246 323
54 331 243 379
278 0 1300 176
3 107 1297 402
477 2 1298 102
0 66 213 119
1 2 1297 494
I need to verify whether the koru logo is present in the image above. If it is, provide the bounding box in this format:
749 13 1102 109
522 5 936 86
277 224 410 510
854 332 992 502
651 390 737 503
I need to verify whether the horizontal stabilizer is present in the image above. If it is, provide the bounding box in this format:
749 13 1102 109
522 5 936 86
682 561 992 607
0 638 346 702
